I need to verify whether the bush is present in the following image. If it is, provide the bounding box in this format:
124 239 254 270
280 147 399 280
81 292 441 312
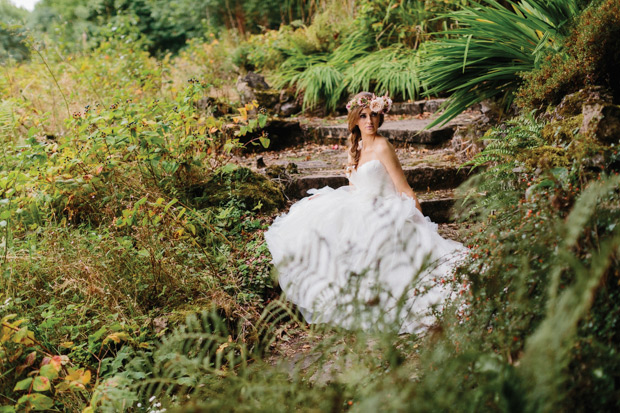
232 30 286 72
517 0 620 109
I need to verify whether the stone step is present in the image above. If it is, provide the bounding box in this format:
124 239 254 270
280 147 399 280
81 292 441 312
307 110 479 148
255 108 481 151
424 199 456 224
312 121 455 146
391 98 448 116
283 166 470 200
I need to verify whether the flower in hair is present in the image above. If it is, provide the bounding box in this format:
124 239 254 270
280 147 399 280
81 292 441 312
346 94 393 114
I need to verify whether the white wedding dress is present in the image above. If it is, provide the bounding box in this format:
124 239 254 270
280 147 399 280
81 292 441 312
265 159 466 334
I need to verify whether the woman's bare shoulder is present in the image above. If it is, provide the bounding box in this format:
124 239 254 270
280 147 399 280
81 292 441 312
373 136 396 157
373 136 394 150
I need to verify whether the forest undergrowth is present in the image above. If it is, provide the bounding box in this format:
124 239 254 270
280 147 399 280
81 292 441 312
1 0 620 411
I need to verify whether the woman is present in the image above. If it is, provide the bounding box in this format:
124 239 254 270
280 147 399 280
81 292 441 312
265 92 465 334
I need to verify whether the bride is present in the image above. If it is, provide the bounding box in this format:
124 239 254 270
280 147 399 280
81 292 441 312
265 92 465 334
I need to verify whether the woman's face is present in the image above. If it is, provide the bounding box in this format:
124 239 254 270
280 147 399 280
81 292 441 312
356 107 380 136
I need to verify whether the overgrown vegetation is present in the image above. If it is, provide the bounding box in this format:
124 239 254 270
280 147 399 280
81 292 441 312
1 0 620 411
0 31 278 410
516 0 620 109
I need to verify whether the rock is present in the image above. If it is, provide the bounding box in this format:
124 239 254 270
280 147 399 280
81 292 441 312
254 89 280 109
390 102 423 116
237 72 271 106
195 97 231 116
280 102 300 116
581 102 620 145
240 72 270 90
549 86 614 120
263 120 306 150
190 164 285 213
420 99 448 113
542 86 620 145
285 162 299 174
265 164 287 178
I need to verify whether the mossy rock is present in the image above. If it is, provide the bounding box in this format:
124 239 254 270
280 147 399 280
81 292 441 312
548 87 613 120
254 89 280 109
190 164 285 213
541 114 583 144
520 146 569 170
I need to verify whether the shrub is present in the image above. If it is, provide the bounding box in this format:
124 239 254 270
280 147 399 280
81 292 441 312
517 0 620 109
232 30 286 72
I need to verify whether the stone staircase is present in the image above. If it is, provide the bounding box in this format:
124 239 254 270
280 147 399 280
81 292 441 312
239 100 482 224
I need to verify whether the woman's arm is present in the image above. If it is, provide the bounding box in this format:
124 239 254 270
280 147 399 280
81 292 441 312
375 140 422 212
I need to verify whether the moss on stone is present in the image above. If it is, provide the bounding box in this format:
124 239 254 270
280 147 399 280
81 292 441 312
541 114 583 144
191 164 285 213
521 146 570 170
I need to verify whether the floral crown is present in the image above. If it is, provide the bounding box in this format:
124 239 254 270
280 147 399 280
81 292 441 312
346 93 393 114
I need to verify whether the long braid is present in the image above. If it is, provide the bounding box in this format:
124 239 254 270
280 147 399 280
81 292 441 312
348 130 361 169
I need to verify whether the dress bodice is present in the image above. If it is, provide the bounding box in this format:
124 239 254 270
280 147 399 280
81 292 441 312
348 159 397 197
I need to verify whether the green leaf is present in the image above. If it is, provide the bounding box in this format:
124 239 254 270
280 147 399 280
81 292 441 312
39 364 59 380
259 136 270 149
13 377 33 391
27 127 39 138
32 376 51 392
134 196 148 208
186 222 196 235
17 393 54 411
258 114 268 128
164 198 178 213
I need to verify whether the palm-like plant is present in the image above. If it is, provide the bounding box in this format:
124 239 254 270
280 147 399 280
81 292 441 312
274 32 374 111
421 0 581 127
345 44 424 102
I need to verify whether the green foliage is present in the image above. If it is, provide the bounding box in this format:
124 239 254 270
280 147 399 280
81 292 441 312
232 30 286 72
517 0 620 109
3 2 620 411
193 164 285 213
201 0 324 33
345 44 423 102
28 0 97 52
0 0 30 62
0 29 283 409
271 0 465 112
1 313 100 411
353 0 466 49
28 0 329 56
421 0 582 127
75 107 619 412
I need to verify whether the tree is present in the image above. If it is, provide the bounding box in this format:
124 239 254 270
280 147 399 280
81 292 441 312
0 0 30 62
